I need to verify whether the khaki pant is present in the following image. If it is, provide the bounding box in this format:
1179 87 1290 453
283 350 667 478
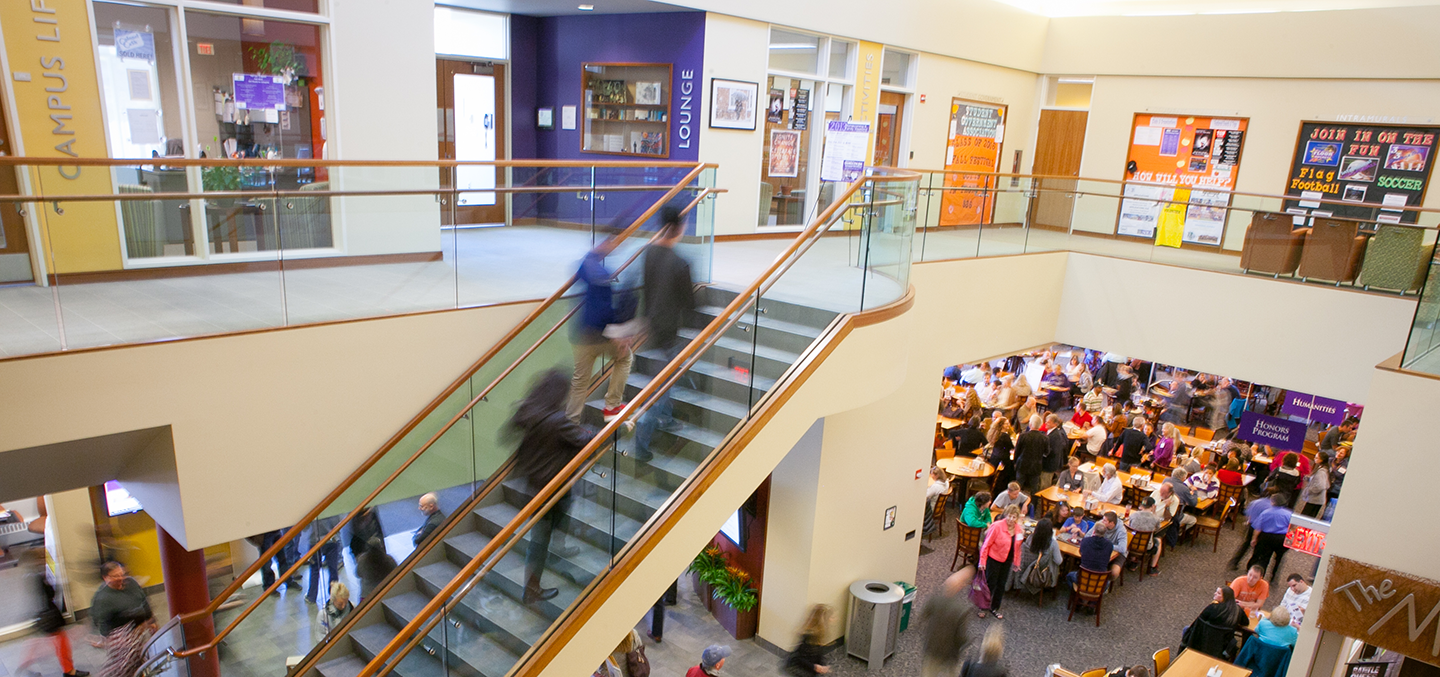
922 657 958 677
568 339 633 420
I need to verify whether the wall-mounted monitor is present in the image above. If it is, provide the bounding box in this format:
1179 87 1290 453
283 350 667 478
104 481 143 517
720 508 744 550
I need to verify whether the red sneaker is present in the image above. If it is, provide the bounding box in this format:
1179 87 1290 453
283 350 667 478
602 404 627 422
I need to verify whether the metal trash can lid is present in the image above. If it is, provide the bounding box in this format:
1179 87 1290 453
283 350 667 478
850 580 904 603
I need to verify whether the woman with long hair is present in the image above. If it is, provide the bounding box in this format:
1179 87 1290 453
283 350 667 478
1183 584 1243 658
968 624 1009 677
1149 422 1182 469
785 604 832 676
1014 518 1061 594
1299 451 1332 517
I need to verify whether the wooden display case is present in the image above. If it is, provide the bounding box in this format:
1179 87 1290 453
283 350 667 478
581 62 672 158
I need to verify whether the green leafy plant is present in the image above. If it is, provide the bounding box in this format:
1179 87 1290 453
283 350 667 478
249 41 306 82
712 565 758 612
202 165 241 192
688 546 727 586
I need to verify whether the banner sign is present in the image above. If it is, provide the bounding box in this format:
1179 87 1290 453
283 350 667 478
1235 411 1306 452
939 99 1006 226
1280 390 1348 426
1317 556 1440 667
233 73 287 111
1283 121 1440 225
1117 113 1248 246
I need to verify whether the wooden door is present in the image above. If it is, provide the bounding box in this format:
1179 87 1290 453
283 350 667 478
0 99 32 283
437 59 507 226
1030 109 1088 230
873 91 906 167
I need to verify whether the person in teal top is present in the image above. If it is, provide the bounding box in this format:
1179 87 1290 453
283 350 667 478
961 492 994 528
1255 606 1299 647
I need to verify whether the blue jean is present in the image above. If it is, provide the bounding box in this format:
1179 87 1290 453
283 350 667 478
635 341 686 461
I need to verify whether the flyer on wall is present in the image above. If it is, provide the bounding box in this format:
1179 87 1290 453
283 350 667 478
1282 122 1440 224
1117 113 1249 245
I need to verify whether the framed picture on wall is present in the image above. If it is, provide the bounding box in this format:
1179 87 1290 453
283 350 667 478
709 78 759 130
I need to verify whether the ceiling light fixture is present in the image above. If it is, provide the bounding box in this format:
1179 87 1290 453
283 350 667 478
578 4 594 9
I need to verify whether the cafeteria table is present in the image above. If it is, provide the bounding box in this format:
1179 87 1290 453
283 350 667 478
1165 648 1252 677
937 457 996 504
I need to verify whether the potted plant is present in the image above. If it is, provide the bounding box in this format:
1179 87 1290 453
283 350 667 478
711 565 759 640
688 546 725 612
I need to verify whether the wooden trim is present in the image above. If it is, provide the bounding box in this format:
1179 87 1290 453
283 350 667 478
579 63 673 159
0 157 715 169
47 251 441 286
517 291 919 676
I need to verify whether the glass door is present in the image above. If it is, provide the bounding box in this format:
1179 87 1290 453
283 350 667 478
437 59 507 226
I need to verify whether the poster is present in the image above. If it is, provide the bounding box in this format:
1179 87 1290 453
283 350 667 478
233 74 286 111
819 120 870 182
1235 412 1307 452
938 100 1006 226
768 129 800 178
766 89 783 124
791 89 810 131
1283 121 1440 225
1279 390 1347 425
114 28 155 61
1116 113 1249 245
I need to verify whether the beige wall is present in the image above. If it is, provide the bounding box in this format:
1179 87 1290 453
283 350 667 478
1071 75 1440 249
0 301 539 550
1044 7 1440 79
1055 254 1416 404
699 14 772 236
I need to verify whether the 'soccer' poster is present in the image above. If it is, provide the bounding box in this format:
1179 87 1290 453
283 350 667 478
1283 122 1440 225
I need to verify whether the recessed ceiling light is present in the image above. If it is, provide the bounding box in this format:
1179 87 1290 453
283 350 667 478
578 4 594 9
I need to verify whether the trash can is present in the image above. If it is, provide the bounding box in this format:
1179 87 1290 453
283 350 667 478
895 581 917 632
846 580 904 670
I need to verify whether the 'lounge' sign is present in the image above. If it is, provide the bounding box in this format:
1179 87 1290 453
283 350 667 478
1317 556 1440 667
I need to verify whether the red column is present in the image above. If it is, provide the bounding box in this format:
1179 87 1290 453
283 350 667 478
156 525 221 677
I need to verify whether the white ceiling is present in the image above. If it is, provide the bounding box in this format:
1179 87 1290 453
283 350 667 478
438 0 691 16
993 0 1440 16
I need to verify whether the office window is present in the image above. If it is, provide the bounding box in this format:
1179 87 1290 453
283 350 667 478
828 40 854 80
435 7 507 60
881 49 914 88
768 29 821 75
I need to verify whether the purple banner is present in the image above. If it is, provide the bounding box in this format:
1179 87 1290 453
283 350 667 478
1280 391 1347 426
1236 412 1307 452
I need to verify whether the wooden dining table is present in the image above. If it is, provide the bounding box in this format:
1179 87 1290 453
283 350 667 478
1165 648 1252 677
938 414 964 430
938 456 996 480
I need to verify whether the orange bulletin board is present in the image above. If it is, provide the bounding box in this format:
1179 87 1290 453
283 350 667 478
939 99 1007 226
1117 113 1249 246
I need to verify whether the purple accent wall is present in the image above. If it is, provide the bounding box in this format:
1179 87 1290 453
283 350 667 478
509 15 540 161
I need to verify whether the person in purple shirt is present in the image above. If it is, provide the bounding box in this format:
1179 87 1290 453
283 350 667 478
1248 493 1294 581
1229 487 1276 571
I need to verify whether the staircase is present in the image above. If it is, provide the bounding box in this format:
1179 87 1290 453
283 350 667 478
311 287 837 677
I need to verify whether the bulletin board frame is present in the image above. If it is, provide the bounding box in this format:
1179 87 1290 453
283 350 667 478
937 98 1008 227
1114 112 1249 247
1282 120 1440 226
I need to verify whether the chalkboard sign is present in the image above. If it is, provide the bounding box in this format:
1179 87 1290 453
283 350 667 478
1343 662 1389 677
1283 121 1440 225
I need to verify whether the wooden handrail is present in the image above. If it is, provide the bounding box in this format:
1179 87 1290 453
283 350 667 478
0 156 714 169
162 162 711 656
356 169 919 677
0 183 711 204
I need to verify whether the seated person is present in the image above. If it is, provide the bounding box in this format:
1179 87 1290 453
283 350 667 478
949 416 988 457
1187 463 1221 502
1165 468 1198 510
1255 606 1299 647
1183 585 1244 658
1282 574 1311 627
961 492 994 529
1231 565 1272 614
1217 456 1246 487
1054 504 1093 540
1152 480 1196 536
1086 511 1128 581
1090 464 1124 504
1126 496 1164 575
1067 521 1114 588
926 467 950 504
1082 383 1107 415
1085 418 1108 458
1070 406 1094 429
1057 456 1086 492
992 482 1030 515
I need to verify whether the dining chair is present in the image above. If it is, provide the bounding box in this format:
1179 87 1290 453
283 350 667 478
1215 482 1245 529
1080 669 1107 677
1153 647 1171 676
924 494 949 541
1068 567 1109 626
1191 498 1235 552
952 521 984 570
1123 528 1154 584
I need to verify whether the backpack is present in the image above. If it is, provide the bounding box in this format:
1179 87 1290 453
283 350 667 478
1023 551 1056 590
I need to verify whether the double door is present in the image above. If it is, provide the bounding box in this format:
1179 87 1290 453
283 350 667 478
437 59 507 226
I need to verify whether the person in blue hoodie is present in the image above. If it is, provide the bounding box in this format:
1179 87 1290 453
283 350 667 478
566 235 634 422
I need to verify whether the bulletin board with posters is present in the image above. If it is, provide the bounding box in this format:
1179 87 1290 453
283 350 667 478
1116 113 1249 246
1283 121 1439 225
938 99 1007 226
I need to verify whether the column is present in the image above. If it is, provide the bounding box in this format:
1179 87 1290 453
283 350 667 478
156 526 220 677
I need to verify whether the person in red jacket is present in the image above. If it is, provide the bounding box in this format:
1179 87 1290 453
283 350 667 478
686 645 731 677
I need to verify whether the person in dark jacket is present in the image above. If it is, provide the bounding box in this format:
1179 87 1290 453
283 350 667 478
348 506 382 563
949 416 987 457
92 562 153 677
512 369 596 603
1114 416 1153 472
634 208 696 463
18 549 87 677
1014 416 1048 494
1183 585 1244 659
355 538 397 602
411 493 445 548
1043 414 1071 488
786 604 832 676
567 236 634 422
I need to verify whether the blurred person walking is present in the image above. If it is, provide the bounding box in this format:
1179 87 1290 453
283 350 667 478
568 235 635 422
785 605 832 676
633 207 696 463
17 549 88 677
919 567 975 677
91 563 154 677
512 369 596 603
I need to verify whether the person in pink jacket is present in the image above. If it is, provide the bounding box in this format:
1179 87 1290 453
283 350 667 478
978 505 1025 619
